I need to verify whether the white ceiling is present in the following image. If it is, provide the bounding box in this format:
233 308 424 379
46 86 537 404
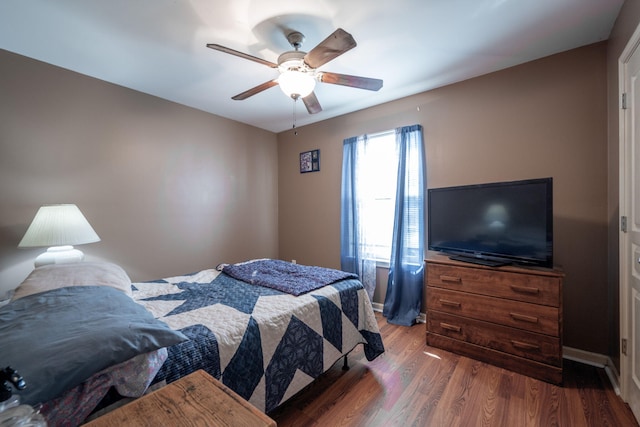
0 0 624 133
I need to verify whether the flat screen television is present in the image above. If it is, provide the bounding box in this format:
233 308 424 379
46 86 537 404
428 177 553 268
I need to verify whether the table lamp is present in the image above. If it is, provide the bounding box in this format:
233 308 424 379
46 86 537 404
18 204 101 267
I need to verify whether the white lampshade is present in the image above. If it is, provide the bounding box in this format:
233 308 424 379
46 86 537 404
278 70 316 99
18 204 100 267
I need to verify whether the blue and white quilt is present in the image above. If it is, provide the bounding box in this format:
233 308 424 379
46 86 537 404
131 265 384 413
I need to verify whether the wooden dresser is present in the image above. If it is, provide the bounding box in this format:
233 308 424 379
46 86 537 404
425 251 564 384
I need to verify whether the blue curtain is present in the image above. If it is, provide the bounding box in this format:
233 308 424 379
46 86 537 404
340 135 378 299
340 135 360 274
383 124 425 326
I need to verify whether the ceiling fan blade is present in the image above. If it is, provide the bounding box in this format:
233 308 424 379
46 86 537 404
304 28 357 69
302 92 322 114
206 43 278 68
319 72 383 91
232 80 279 100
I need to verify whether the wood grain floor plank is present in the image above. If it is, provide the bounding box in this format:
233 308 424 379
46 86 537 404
499 371 528 426
557 361 590 427
270 314 638 427
475 367 507 426
596 367 639 427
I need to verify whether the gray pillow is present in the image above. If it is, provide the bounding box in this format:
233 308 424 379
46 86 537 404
0 286 187 405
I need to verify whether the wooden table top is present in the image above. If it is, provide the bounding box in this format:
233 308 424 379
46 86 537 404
84 370 276 427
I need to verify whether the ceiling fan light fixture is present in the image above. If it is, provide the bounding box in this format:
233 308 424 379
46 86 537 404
278 70 316 99
209 27 381 114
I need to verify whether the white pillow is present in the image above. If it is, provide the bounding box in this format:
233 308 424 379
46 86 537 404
12 262 132 300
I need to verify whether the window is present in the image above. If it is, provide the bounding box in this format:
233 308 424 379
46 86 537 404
357 130 398 263
341 124 425 321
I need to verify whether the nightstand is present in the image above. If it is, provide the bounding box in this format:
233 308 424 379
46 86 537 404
83 370 276 427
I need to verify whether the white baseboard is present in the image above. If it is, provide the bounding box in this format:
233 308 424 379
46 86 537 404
563 346 609 367
605 365 621 396
562 346 620 395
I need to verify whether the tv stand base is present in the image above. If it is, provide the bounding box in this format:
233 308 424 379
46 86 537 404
425 251 564 385
448 254 511 267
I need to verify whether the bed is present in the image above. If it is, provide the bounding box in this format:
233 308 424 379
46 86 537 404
0 259 384 426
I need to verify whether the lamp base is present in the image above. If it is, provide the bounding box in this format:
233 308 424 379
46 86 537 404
34 245 85 268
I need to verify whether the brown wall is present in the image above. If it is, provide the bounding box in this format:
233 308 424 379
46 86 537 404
0 18 632 360
0 50 279 292
606 1 640 373
277 43 609 354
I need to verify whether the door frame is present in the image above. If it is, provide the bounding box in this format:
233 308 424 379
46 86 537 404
619 21 640 408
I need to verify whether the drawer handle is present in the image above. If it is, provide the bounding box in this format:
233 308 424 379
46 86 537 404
440 275 462 283
510 340 541 351
439 299 461 308
510 285 540 295
440 322 462 332
510 312 539 323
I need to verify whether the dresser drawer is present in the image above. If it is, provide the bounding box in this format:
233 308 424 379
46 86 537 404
427 263 560 306
427 287 559 336
428 310 561 366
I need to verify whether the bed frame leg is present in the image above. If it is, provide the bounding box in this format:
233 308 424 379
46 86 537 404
342 355 349 371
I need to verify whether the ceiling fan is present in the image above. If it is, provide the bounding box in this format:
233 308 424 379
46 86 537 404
206 28 383 114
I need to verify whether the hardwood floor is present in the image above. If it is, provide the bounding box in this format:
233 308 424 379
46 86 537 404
269 313 638 427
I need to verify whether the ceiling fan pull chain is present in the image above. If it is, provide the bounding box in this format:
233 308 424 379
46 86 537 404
292 98 298 135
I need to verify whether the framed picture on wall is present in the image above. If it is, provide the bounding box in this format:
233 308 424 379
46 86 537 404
300 149 320 173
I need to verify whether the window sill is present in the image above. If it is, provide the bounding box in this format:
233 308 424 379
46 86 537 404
375 261 390 269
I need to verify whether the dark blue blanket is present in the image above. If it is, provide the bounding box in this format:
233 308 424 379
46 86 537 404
0 286 187 405
222 259 358 296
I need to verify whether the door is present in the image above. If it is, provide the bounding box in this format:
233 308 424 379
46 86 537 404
621 23 640 423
